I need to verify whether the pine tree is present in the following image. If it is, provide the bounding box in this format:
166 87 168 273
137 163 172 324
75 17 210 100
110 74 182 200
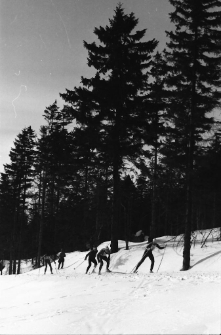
0 173 14 261
35 101 73 266
61 4 158 252
165 0 221 269
4 126 36 274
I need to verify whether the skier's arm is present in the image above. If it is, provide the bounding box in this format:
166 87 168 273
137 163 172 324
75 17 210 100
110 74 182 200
143 243 151 256
85 251 90 260
155 243 165 250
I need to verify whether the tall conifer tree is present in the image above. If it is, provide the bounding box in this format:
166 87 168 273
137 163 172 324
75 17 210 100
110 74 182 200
4 126 36 274
61 4 158 252
165 0 221 269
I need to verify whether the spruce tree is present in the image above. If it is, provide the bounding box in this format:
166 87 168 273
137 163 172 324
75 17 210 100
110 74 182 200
4 126 36 274
61 4 158 252
0 173 14 261
35 101 73 265
165 0 221 269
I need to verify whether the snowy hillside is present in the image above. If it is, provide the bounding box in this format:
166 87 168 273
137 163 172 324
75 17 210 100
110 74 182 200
0 228 220 334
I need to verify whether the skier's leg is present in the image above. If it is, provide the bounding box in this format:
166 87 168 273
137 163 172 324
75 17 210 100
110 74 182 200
149 253 154 272
45 260 48 273
103 256 110 271
86 259 92 274
61 260 64 269
134 254 147 272
58 261 60 269
49 261 53 274
92 259 97 273
98 257 103 274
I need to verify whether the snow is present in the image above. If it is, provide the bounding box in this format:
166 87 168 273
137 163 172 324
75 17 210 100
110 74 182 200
0 229 221 334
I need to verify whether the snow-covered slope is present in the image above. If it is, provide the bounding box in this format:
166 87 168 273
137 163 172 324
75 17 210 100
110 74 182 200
0 229 220 334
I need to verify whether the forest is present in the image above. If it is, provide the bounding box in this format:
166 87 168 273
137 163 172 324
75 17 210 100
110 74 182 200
0 1 221 274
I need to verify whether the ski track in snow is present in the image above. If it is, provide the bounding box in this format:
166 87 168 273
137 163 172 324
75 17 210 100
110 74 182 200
0 230 221 334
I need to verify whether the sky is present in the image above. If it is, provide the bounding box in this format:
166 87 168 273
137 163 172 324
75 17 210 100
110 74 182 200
0 228 221 334
0 0 174 173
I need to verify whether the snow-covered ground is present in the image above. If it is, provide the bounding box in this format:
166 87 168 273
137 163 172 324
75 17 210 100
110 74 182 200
0 229 221 334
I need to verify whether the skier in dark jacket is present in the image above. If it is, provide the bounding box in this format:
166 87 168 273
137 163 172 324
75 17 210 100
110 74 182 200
133 237 165 273
0 262 5 275
97 246 111 275
85 246 98 274
44 252 55 274
58 249 66 269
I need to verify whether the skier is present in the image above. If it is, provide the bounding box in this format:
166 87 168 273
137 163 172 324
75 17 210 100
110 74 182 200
97 245 111 275
85 246 98 274
44 252 55 274
133 237 166 273
0 262 5 275
57 249 66 269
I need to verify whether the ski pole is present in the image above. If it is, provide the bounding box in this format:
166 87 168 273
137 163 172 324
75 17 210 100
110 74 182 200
64 258 84 269
130 265 137 273
157 244 166 273
74 259 85 270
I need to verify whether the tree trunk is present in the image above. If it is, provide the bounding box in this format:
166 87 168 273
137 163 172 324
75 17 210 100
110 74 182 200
183 91 195 271
111 160 120 252
183 115 194 271
111 108 121 253
150 148 158 238
37 171 46 268
150 110 158 238
125 197 132 250
17 181 27 274
9 210 16 275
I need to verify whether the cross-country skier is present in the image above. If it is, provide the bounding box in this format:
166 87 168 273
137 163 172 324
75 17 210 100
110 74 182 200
133 237 165 273
44 252 55 274
0 262 5 275
58 249 66 269
85 246 98 274
97 245 111 275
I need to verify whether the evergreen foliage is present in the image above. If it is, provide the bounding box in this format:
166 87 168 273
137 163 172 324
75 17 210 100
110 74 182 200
164 0 221 270
60 4 158 252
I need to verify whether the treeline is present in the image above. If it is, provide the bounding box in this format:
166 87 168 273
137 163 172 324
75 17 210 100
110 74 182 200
0 2 221 274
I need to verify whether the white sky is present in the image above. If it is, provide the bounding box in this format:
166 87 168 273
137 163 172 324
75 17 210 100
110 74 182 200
0 0 174 172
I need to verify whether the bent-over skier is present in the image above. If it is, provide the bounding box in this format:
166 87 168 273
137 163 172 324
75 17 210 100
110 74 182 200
133 237 165 273
97 246 111 275
58 249 66 269
85 246 98 274
44 252 56 274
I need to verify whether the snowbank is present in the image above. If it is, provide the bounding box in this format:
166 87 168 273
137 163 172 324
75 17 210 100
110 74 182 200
0 229 220 334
